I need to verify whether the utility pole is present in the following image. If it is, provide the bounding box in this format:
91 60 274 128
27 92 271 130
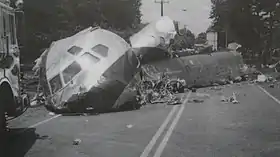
155 0 169 16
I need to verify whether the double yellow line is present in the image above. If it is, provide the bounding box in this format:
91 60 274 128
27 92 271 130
140 92 191 157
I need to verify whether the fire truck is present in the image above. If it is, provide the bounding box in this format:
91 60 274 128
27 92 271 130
0 0 29 148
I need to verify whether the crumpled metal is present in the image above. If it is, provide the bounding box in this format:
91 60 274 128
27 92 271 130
135 73 185 105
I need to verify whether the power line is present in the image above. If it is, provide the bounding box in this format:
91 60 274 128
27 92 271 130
154 0 169 16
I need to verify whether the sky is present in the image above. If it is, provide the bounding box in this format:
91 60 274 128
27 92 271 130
141 0 212 35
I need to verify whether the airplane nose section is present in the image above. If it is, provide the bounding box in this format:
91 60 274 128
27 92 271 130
63 79 127 112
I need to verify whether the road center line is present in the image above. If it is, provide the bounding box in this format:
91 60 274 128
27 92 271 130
153 92 191 157
140 104 179 157
257 85 280 105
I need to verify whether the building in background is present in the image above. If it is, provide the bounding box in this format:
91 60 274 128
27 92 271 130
206 30 218 51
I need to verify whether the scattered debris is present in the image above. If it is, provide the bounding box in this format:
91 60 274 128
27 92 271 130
220 96 228 102
241 75 249 81
232 99 240 104
233 76 242 83
126 124 133 128
195 93 210 99
249 80 257 84
253 70 262 75
191 88 197 93
267 76 274 82
188 99 204 103
269 84 275 88
136 75 186 106
240 64 249 73
210 86 223 91
167 95 182 105
30 100 39 108
257 74 267 83
220 92 240 104
49 112 55 116
73 139 82 145
36 134 50 140
216 79 227 85
212 83 220 86
30 93 46 108
268 61 280 69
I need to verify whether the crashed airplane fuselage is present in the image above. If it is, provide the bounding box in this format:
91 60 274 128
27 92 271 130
38 16 182 113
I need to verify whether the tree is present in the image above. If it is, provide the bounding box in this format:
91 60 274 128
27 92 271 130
210 0 280 64
195 32 207 44
20 0 142 63
173 28 195 50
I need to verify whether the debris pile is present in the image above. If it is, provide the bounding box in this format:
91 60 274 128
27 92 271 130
240 62 280 83
136 74 186 106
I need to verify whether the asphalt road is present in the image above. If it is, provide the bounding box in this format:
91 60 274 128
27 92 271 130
6 82 280 157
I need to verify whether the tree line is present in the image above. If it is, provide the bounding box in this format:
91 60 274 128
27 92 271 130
12 0 142 63
11 0 203 63
210 0 280 64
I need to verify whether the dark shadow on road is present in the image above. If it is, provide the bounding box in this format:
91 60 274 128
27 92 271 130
59 101 142 117
5 128 48 157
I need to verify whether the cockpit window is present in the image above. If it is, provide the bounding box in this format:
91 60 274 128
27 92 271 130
83 52 100 62
67 46 83 55
78 52 100 69
49 74 63 94
62 61 82 84
91 44 109 57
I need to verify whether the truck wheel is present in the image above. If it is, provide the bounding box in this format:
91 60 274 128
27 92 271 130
0 103 6 156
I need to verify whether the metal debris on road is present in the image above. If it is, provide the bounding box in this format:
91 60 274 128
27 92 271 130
30 100 39 108
195 93 210 99
220 96 228 103
257 74 267 82
73 139 82 145
191 88 197 93
220 92 240 104
210 86 223 91
126 124 133 128
233 76 242 83
232 100 240 104
136 74 186 106
216 79 227 85
167 95 182 105
269 84 275 88
35 134 50 140
267 76 274 82
188 99 204 103
49 112 55 116
30 93 46 108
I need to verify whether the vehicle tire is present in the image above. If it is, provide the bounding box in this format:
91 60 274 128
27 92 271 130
0 102 6 156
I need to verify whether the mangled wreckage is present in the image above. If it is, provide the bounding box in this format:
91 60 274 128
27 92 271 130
33 16 187 113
